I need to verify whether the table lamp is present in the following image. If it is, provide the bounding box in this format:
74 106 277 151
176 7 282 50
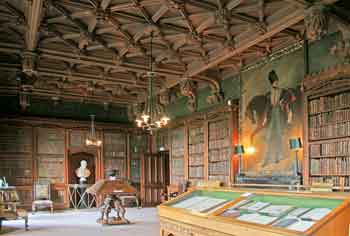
289 138 302 177
234 145 245 176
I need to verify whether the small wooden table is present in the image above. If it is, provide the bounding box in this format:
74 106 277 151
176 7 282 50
0 187 28 231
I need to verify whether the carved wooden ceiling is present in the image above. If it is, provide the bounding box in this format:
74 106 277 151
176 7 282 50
0 0 343 107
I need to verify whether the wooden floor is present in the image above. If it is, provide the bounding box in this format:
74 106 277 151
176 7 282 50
0 208 159 236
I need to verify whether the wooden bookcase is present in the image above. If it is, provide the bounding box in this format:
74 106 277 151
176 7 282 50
170 127 185 185
103 132 127 179
303 64 350 190
168 103 238 186
188 125 205 181
208 119 231 183
129 133 149 185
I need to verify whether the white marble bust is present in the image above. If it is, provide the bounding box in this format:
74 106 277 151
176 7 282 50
75 160 91 184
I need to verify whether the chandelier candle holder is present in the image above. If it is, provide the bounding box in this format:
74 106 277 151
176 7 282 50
135 32 170 134
86 115 102 147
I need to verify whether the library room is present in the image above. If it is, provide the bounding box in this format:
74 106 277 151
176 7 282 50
0 0 350 236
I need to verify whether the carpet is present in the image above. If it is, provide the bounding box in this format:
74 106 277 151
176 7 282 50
0 208 160 236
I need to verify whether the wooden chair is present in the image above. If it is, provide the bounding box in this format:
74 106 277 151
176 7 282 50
32 182 53 214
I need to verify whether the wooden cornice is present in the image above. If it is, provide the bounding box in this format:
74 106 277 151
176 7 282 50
303 63 350 92
168 101 238 128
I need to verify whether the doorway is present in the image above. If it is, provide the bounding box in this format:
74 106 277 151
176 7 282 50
140 151 170 206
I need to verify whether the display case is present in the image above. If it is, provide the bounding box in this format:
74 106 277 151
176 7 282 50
158 187 350 236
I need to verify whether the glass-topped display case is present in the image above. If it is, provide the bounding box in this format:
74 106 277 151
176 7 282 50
158 187 350 236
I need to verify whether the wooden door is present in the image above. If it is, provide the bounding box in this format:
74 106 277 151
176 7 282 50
140 152 169 206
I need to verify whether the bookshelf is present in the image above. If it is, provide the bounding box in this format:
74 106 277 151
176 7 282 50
208 119 231 184
0 126 33 186
167 103 238 186
170 127 185 185
303 65 350 190
103 132 126 179
188 126 205 181
129 134 148 184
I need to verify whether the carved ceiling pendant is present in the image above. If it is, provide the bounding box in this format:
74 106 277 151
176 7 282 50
180 79 197 112
305 3 329 41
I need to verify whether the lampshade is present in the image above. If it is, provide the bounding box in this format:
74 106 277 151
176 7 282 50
289 138 302 150
234 145 245 155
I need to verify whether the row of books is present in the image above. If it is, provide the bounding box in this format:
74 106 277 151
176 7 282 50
189 166 204 178
209 148 231 162
310 157 350 176
189 143 204 154
209 139 230 150
209 160 229 175
189 154 204 166
104 133 126 144
309 140 350 156
171 147 184 157
171 159 184 176
209 175 230 182
171 138 184 149
311 176 350 187
209 120 229 140
309 93 350 114
189 127 204 144
309 121 350 140
0 144 32 153
104 159 125 178
309 109 350 127
104 143 125 150
189 136 204 145
171 175 185 185
104 151 126 158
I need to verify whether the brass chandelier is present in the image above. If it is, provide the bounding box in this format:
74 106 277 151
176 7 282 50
135 33 170 134
86 115 102 147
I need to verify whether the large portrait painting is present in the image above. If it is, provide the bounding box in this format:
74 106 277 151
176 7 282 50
241 50 304 177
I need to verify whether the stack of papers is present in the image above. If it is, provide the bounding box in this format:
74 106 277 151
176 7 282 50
172 196 227 213
272 218 299 228
220 209 240 217
259 205 294 217
286 208 310 218
172 196 206 209
300 208 331 221
230 199 252 209
240 201 271 212
188 197 227 213
237 213 278 225
287 220 316 231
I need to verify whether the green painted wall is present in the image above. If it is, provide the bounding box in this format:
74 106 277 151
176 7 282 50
166 32 343 120
0 95 129 123
309 32 343 74
167 76 240 119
